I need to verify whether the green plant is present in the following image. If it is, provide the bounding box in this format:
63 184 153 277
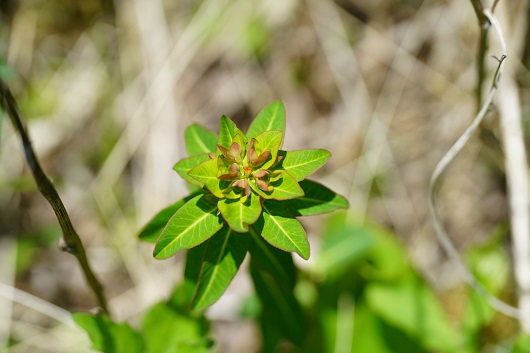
139 100 348 310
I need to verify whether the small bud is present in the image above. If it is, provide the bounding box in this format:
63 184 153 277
256 179 269 192
252 170 268 178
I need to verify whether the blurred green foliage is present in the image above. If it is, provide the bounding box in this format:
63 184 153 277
76 211 528 353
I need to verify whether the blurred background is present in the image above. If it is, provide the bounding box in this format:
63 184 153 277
1 0 529 352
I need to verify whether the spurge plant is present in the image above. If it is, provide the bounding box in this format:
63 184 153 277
139 101 348 310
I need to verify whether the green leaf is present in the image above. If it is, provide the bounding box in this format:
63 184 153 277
249 228 296 289
138 193 202 243
154 194 222 259
254 131 283 169
217 115 245 149
141 302 213 353
285 179 349 216
192 226 249 310
366 273 461 352
316 222 374 279
251 171 304 200
277 149 330 181
246 101 286 139
73 313 143 353
174 154 212 187
187 158 225 198
218 193 262 232
258 200 309 260
185 124 218 156
250 260 305 345
184 243 208 305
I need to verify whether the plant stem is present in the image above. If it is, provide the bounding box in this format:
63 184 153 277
470 0 489 111
0 78 109 315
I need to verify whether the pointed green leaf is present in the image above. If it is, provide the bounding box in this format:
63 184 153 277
218 115 245 149
218 193 262 232
249 228 296 289
250 171 304 200
185 124 218 156
258 200 309 259
277 149 331 181
138 192 203 243
154 194 222 259
254 130 283 169
285 180 349 216
366 273 461 352
183 243 208 305
250 260 305 344
192 226 249 310
141 302 213 353
174 154 211 187
246 101 286 139
73 313 143 353
187 158 225 198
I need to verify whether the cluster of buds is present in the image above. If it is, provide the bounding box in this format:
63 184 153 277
216 135 282 202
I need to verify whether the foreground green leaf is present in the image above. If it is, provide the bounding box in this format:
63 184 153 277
187 158 225 198
173 154 212 187
218 193 262 232
138 193 202 243
249 228 296 289
250 260 305 345
73 313 143 353
183 243 208 305
185 124 218 156
192 226 249 310
285 180 349 216
366 273 460 352
154 194 222 259
258 200 309 260
141 302 213 353
246 101 286 139
278 149 330 181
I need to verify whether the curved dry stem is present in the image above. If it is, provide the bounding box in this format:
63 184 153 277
428 9 521 320
0 78 109 315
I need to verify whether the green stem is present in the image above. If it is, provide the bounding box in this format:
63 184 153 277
0 78 109 315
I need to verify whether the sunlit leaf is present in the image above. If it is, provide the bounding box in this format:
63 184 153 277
218 115 245 150
250 171 304 200
192 226 249 310
138 192 203 243
174 154 211 187
286 179 349 216
185 124 218 156
250 260 305 344
73 313 143 353
218 193 262 232
154 194 222 259
278 149 330 181
188 158 225 198
246 101 286 139
253 130 283 169
258 200 309 260
249 228 296 289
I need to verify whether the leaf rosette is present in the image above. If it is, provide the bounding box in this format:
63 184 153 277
138 101 349 310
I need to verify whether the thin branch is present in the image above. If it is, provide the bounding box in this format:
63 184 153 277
470 0 490 111
0 78 109 315
428 9 522 319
